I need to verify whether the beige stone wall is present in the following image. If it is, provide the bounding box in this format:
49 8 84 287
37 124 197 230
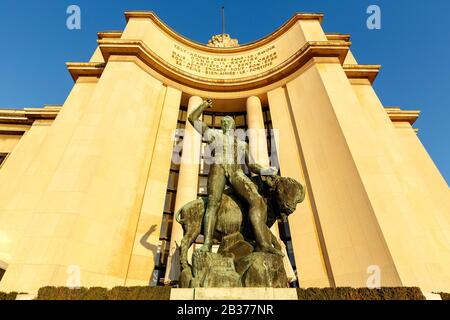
0 58 173 292
268 87 331 288
284 58 402 287
125 86 182 286
0 11 448 294
0 120 53 267
297 20 327 42
350 80 450 292
0 134 22 154
90 47 105 63
0 76 98 293
121 16 311 81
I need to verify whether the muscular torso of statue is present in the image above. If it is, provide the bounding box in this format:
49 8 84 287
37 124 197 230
188 99 283 257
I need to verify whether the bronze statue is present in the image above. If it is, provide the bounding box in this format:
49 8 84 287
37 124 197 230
188 99 282 257
172 99 306 288
176 174 305 288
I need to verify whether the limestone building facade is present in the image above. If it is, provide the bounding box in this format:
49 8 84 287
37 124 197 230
0 11 448 294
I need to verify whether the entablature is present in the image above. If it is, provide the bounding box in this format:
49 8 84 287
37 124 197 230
0 106 61 134
124 11 324 53
97 39 349 92
67 62 105 81
386 107 420 125
66 12 383 92
344 64 381 84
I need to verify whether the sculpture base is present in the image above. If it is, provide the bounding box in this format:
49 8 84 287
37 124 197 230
170 287 298 300
186 248 289 288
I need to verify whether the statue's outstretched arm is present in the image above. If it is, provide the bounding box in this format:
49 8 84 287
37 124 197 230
245 145 278 176
188 99 212 135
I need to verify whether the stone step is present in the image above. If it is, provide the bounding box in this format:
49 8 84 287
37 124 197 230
170 288 298 300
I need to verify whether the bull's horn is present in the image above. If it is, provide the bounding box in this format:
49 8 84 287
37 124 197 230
175 208 184 224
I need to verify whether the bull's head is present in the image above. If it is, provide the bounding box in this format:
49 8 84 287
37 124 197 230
263 175 306 221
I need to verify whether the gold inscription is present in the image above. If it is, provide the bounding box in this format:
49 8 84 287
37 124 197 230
171 44 278 76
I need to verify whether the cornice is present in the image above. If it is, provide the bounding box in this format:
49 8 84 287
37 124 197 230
0 106 61 125
386 107 420 125
124 11 324 53
97 31 123 40
97 39 349 92
326 33 351 42
23 106 61 120
344 64 381 84
66 62 105 81
66 12 364 89
66 12 376 91
0 106 60 135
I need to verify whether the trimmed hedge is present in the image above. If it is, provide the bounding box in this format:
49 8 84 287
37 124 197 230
0 292 18 300
440 292 450 300
296 287 426 300
36 286 171 300
3 286 448 300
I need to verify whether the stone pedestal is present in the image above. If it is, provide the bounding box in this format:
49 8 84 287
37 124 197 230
188 241 289 289
236 253 289 288
422 291 442 300
15 293 36 300
170 288 298 300
191 251 241 288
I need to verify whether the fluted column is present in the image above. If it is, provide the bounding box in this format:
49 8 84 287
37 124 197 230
164 96 203 284
246 96 296 282
246 96 270 168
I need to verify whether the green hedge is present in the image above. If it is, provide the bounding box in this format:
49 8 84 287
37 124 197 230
440 292 450 300
36 286 171 300
296 287 426 300
0 292 18 300
4 286 447 300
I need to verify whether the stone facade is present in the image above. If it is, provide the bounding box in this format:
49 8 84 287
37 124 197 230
0 11 448 294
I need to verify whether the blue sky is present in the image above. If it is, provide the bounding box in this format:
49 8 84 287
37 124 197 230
0 0 448 183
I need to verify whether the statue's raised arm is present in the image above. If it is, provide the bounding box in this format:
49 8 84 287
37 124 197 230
188 99 213 135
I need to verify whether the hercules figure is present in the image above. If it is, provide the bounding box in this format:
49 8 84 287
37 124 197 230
188 99 283 256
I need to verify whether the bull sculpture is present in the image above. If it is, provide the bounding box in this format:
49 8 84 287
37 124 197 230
175 175 305 288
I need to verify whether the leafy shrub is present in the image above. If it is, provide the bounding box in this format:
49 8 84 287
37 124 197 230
10 286 437 300
0 292 18 300
296 287 425 300
36 286 171 300
439 292 450 300
106 286 171 300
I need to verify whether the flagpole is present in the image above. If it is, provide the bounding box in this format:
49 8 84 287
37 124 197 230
222 6 225 36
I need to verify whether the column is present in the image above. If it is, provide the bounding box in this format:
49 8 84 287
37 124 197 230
246 96 270 167
246 96 296 282
125 86 182 286
164 96 203 284
285 58 402 287
267 88 331 288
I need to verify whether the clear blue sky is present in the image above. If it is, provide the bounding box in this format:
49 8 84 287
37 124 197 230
0 0 448 183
